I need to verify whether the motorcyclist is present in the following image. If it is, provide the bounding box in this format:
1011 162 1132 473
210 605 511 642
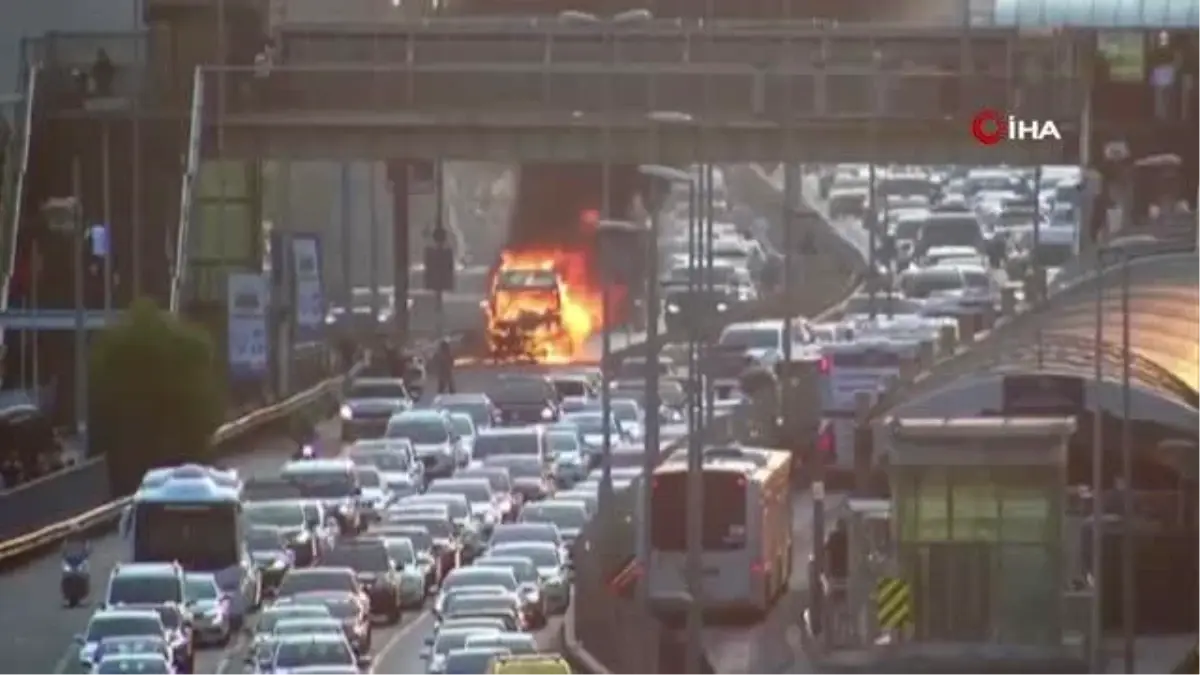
62 524 91 565
434 338 456 394
403 352 426 398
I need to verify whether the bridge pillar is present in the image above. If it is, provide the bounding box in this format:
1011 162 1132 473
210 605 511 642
386 160 412 342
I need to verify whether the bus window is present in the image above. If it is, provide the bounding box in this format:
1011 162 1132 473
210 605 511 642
650 472 747 551
133 502 239 570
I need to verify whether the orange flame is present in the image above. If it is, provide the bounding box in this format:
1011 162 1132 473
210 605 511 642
488 247 607 362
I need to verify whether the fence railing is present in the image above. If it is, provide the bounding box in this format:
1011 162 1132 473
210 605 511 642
170 67 205 314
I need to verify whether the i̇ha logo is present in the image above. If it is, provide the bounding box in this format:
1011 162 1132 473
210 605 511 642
971 108 1062 145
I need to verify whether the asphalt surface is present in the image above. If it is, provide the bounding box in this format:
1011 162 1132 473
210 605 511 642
0 328 656 675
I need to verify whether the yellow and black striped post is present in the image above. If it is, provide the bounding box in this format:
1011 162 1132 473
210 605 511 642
873 576 913 631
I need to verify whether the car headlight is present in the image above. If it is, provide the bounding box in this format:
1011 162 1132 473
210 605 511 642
325 314 337 325
270 556 288 569
541 407 554 420
716 302 728 312
666 303 680 313
339 404 353 419
338 502 354 515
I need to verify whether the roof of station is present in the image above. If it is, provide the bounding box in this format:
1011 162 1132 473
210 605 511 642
986 0 1199 28
878 248 1199 420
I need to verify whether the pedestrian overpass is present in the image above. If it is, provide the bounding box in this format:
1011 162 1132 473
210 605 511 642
189 21 1079 166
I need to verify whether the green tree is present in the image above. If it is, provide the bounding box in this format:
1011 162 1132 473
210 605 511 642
90 298 225 496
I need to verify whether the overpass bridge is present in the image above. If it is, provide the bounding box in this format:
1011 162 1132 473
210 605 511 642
184 22 1081 165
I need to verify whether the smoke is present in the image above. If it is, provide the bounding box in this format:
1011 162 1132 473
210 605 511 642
506 164 642 248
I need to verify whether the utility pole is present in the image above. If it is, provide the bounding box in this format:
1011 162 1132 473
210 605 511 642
1119 252 1135 674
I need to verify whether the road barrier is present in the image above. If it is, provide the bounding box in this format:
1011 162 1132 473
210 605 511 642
560 163 873 673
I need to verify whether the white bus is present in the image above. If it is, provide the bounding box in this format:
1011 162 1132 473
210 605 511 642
644 446 793 618
819 340 920 474
122 465 260 626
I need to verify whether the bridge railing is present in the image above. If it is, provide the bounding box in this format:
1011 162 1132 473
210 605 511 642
201 62 1078 124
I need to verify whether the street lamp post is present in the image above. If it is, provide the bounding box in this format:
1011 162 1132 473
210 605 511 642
41 158 87 446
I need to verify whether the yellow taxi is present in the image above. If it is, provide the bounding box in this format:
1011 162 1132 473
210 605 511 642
487 652 573 674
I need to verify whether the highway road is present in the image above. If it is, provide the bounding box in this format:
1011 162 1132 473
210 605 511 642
0 329 655 675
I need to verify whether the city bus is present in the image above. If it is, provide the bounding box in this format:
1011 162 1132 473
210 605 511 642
819 339 920 477
643 445 793 619
122 465 260 626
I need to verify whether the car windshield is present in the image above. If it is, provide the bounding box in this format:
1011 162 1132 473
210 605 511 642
428 481 491 504
274 620 343 636
387 418 449 444
476 558 537 584
96 657 170 674
903 270 966 298
546 433 581 454
273 641 354 669
289 596 359 620
322 544 391 572
385 479 420 499
920 218 981 248
488 457 542 479
491 524 557 546
350 451 410 473
446 595 515 616
108 576 181 605
355 469 382 488
183 577 219 601
467 634 537 654
610 400 640 422
448 414 475 436
245 529 285 551
521 504 586 529
278 570 356 595
285 470 356 498
552 380 588 398
474 433 539 459
381 527 433 551
383 538 416 565
842 296 921 316
458 469 511 493
436 400 491 426
349 382 406 399
244 503 304 528
563 413 610 434
444 569 517 592
259 607 330 632
718 327 778 350
489 381 554 404
434 630 488 656
390 517 453 539
492 544 559 567
87 617 161 641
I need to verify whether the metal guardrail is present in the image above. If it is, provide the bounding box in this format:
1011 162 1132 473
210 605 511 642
0 360 363 566
560 163 872 673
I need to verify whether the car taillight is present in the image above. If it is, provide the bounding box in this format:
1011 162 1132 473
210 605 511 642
818 427 834 456
751 560 766 576
818 357 831 375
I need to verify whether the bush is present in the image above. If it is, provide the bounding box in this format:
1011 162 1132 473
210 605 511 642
90 298 225 496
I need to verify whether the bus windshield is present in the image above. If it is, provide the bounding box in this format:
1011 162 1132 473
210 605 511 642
651 472 746 551
132 502 240 571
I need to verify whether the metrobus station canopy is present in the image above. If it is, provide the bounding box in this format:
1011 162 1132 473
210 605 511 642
878 250 1198 457
983 0 1198 29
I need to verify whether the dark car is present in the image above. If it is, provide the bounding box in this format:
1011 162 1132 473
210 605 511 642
320 539 403 623
341 378 413 441
662 283 740 334
432 392 501 429
245 526 295 589
488 377 561 425
483 455 553 504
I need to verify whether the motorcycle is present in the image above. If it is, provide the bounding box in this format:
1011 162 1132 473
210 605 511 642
61 557 90 607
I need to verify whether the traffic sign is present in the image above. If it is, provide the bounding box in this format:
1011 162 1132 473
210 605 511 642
873 576 913 630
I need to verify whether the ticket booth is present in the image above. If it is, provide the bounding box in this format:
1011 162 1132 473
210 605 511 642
878 416 1075 646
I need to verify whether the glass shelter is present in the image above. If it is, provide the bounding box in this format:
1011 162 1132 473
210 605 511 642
879 416 1075 645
